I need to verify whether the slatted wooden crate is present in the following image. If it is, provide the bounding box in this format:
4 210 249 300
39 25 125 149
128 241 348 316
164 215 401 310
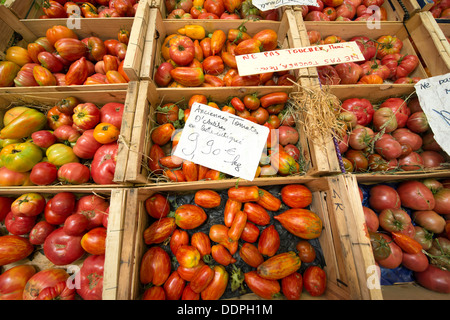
405 11 450 76
0 81 139 187
0 186 130 300
355 173 450 299
0 2 142 84
113 174 383 300
123 80 342 186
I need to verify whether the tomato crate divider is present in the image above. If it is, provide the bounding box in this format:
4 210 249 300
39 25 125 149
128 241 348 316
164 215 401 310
0 6 142 83
354 173 450 299
114 174 383 300
0 186 131 300
123 79 342 187
404 11 450 76
0 81 139 187
138 7 303 81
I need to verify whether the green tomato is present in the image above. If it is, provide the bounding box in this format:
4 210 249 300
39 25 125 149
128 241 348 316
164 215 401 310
0 142 43 172
46 143 79 167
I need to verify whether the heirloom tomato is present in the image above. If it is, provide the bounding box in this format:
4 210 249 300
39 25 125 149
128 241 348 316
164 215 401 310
280 184 312 208
73 129 103 159
140 246 171 286
5 211 36 235
377 234 403 269
87 37 106 62
275 208 322 239
0 107 46 140
0 142 42 173
212 244 236 266
11 192 45 217
243 202 270 225
90 143 118 184
47 106 73 130
194 189 221 208
100 102 124 129
164 271 186 300
74 194 109 230
44 227 85 265
174 204 207 229
244 271 281 299
258 225 280 257
37 281 75 300
303 266 327 296
0 61 20 87
0 167 32 187
57 162 91 184
145 193 170 219
191 232 211 257
5 46 32 67
376 35 403 59
93 123 120 144
170 229 189 255
257 251 301 280
201 265 228 300
63 213 89 236
23 268 70 300
33 65 57 86
29 220 55 245
144 217 176 244
77 254 105 300
54 38 87 62
0 235 33 266
46 143 79 166
169 36 195 66
334 62 363 84
73 103 101 130
0 265 36 300
81 227 107 255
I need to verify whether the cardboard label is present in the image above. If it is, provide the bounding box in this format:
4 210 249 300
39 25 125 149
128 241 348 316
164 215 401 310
252 0 318 11
414 74 450 155
235 42 365 76
173 103 270 181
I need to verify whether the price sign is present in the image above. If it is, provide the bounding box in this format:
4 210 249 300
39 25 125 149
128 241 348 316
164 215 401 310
173 103 270 181
235 42 365 76
252 0 318 11
415 74 450 155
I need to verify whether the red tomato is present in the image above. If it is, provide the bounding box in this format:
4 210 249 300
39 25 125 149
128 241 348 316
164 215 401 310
164 271 186 300
377 234 403 269
77 254 105 300
23 268 70 300
100 102 124 129
63 213 89 236
274 208 322 239
144 217 176 244
0 265 36 300
296 240 316 263
376 35 403 59
5 211 36 235
72 129 103 159
44 227 85 265
140 246 171 286
191 231 211 257
90 143 118 184
415 264 450 294
281 272 303 300
145 193 170 219
244 271 281 299
258 225 280 257
280 184 312 208
303 266 326 296
335 62 363 84
368 184 401 212
37 280 75 300
29 220 55 245
57 162 91 184
0 196 14 222
397 180 435 211
74 194 109 230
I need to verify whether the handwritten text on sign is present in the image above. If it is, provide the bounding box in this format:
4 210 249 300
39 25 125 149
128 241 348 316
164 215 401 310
173 103 270 181
252 0 318 11
235 42 365 76
414 74 450 155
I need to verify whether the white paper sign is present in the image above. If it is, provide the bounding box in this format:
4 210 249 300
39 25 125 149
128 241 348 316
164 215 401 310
173 103 270 181
235 42 365 76
252 0 318 11
414 74 450 155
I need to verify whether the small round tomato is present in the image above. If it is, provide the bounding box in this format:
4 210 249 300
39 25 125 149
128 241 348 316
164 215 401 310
81 227 107 255
295 240 316 263
281 184 312 208
243 93 261 111
93 123 120 144
144 193 170 219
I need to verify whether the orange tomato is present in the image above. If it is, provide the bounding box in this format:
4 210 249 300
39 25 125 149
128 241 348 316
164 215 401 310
93 122 120 144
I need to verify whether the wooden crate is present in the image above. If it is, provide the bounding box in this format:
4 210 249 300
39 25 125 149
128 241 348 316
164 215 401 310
0 186 131 300
0 5 142 84
139 7 304 82
355 173 450 299
329 85 450 177
405 11 450 76
0 81 140 187
124 80 342 185
114 174 383 300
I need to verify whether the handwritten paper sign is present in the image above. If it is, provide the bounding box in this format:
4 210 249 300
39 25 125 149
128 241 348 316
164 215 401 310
414 74 450 155
173 103 270 181
252 0 318 11
235 42 365 76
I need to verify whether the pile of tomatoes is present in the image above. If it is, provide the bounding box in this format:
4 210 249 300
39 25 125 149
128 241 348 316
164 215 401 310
0 24 130 88
430 0 450 19
164 0 280 20
140 184 327 300
301 0 387 21
0 96 123 186
308 31 421 85
360 178 450 293
155 24 296 87
39 0 139 19
148 92 303 182
335 94 447 173
0 191 110 300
